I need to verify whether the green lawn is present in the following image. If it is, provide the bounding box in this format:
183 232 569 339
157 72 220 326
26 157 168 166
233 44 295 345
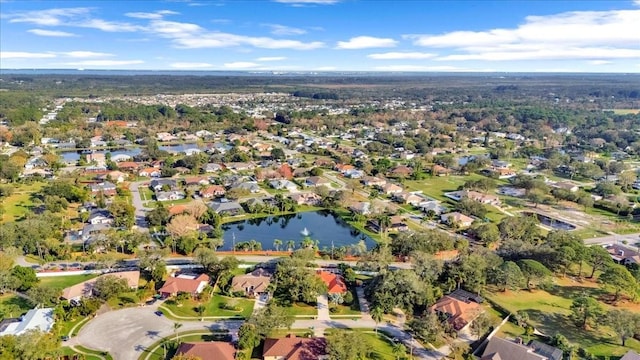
1 182 44 222
404 174 485 202
38 274 99 290
281 302 318 316
330 288 361 316
324 329 410 360
60 347 105 360
107 291 141 309
0 294 32 320
486 285 640 358
161 294 254 318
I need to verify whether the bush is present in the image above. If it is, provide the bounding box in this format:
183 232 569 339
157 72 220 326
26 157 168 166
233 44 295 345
329 305 338 313
344 291 354 305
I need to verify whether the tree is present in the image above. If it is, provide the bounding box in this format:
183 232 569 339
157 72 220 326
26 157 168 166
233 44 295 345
186 201 208 222
139 249 167 282
146 205 170 227
270 147 285 160
10 266 39 291
517 259 551 291
407 312 445 343
248 304 294 337
618 171 638 191
599 264 638 303
470 312 492 339
326 330 369 360
93 275 129 300
588 245 614 278
166 214 198 242
492 261 525 291
26 285 61 307
237 323 260 350
371 307 384 333
606 309 636 346
173 322 183 340
392 342 407 360
526 188 546 208
473 223 500 247
570 295 604 329
108 201 135 229
273 239 282 252
193 247 220 275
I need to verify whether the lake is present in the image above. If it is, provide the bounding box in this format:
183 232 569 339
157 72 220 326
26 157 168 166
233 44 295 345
220 211 374 251
58 143 200 163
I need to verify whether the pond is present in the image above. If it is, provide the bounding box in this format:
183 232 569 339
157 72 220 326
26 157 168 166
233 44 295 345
220 211 374 252
58 143 201 163
523 211 576 231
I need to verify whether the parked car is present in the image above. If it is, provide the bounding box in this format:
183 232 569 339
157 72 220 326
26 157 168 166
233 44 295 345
154 310 163 317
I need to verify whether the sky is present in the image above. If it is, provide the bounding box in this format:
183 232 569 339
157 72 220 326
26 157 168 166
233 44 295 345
1 0 639 72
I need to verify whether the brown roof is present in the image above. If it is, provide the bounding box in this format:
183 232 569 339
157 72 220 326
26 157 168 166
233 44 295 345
61 271 140 300
175 342 235 360
159 273 210 295
430 295 482 330
231 270 272 294
263 335 327 360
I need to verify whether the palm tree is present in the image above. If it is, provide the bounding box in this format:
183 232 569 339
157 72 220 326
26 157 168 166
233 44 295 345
392 342 407 360
286 240 295 251
370 307 384 334
173 322 182 340
273 239 282 252
196 304 206 319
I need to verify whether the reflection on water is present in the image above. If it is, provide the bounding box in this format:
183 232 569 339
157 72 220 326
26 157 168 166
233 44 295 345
220 210 374 251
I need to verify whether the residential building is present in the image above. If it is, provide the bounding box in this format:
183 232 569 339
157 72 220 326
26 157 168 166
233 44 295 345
367 216 409 233
305 176 330 187
393 192 424 206
270 179 298 192
231 268 272 297
86 153 106 166
184 176 210 187
138 167 161 177
605 244 640 265
349 202 371 215
0 308 55 336
317 270 347 294
175 342 236 360
150 178 178 191
231 181 261 193
481 337 561 360
61 271 140 301
361 176 386 187
117 161 141 172
155 191 186 202
445 190 501 206
158 273 210 298
418 201 447 215
289 193 321 206
440 212 474 228
81 223 111 242
200 185 226 198
209 201 244 216
380 183 403 195
263 335 327 360
204 163 224 173
87 209 113 225
88 181 117 196
430 290 483 331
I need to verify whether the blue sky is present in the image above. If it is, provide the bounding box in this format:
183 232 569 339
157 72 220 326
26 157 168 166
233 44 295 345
1 0 639 72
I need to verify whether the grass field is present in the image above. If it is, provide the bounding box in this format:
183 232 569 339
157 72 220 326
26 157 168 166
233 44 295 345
404 175 483 202
324 329 409 360
161 294 254 318
38 274 99 289
485 281 640 358
0 294 32 320
0 182 45 222
281 301 318 316
608 109 640 115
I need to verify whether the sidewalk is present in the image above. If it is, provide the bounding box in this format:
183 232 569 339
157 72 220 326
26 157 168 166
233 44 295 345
316 294 330 321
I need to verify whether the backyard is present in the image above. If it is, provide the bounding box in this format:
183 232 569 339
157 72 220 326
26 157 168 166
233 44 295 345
0 294 32 320
38 274 99 289
485 279 640 358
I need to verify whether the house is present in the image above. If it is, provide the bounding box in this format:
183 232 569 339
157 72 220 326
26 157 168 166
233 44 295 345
430 290 483 331
88 181 117 196
204 163 224 173
209 201 244 216
305 176 330 187
231 268 272 297
61 271 140 301
393 192 424 206
361 176 386 187
335 164 355 174
81 223 111 241
87 209 113 225
270 179 298 192
231 181 261 193
620 351 640 360
175 342 236 360
549 181 579 192
158 273 210 297
155 191 186 202
0 308 55 336
349 202 371 215
491 160 512 169
110 154 132 162
263 335 327 360
445 190 501 206
432 164 452 176
117 161 141 171
389 165 413 177
195 130 213 138
367 215 408 233
185 176 210 187
380 183 403 195
418 201 447 215
138 167 161 177
156 132 178 142
489 167 517 179
98 170 128 183
277 163 294 180
441 212 474 228
344 169 364 179
604 244 640 265
316 270 347 294
225 162 255 171
528 340 564 360
86 153 106 166
289 193 321 206
200 185 226 198
481 337 562 360
150 179 178 191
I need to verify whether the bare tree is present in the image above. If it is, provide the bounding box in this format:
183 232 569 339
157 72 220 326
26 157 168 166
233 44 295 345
166 214 198 239
186 201 208 221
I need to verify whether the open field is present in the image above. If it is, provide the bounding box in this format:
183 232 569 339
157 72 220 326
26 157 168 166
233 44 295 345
38 274 99 289
485 279 640 358
607 109 640 115
0 182 44 222
0 294 32 320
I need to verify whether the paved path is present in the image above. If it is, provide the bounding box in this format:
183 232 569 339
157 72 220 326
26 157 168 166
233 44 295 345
316 295 330 321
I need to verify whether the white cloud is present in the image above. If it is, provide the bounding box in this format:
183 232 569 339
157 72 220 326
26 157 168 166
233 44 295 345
367 52 437 60
60 51 114 58
79 19 143 32
256 57 287 61
125 10 178 19
0 51 56 59
336 36 397 49
589 60 613 65
4 7 91 26
407 9 640 62
223 62 260 69
170 62 213 69
62 60 144 66
27 29 77 37
273 0 339 4
264 24 306 36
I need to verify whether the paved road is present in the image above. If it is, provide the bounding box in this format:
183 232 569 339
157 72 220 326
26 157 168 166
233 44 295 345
583 232 640 246
129 180 151 232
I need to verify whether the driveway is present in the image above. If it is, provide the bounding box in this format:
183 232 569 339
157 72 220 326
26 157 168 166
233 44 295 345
129 181 151 232
316 295 330 320
74 306 239 360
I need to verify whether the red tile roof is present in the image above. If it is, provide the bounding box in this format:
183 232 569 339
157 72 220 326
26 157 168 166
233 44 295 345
316 271 347 294
263 335 327 360
429 295 482 330
176 342 235 360
158 274 210 296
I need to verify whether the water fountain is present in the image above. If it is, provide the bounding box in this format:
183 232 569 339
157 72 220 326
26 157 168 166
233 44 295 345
300 227 310 236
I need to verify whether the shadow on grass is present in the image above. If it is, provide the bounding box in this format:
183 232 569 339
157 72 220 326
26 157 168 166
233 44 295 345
546 285 608 303
526 310 616 350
